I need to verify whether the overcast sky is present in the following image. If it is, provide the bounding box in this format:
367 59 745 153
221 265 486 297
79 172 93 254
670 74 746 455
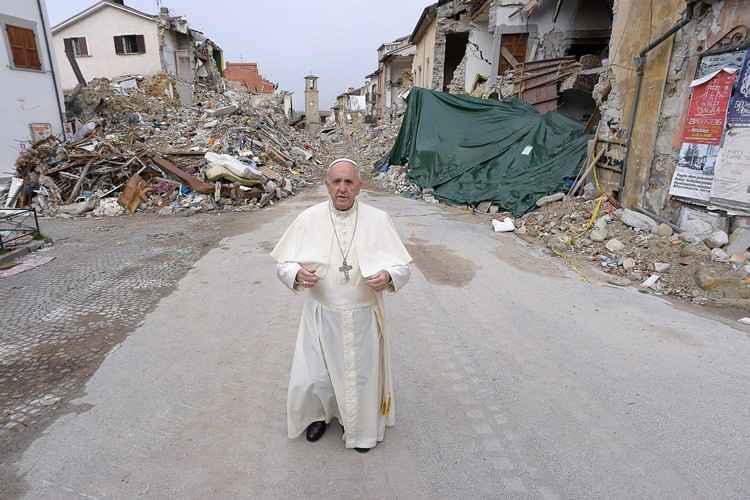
47 0 428 110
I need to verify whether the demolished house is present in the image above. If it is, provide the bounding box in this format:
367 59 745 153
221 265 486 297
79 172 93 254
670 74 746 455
51 1 224 93
376 36 416 123
333 87 367 130
4 72 324 220
225 62 276 94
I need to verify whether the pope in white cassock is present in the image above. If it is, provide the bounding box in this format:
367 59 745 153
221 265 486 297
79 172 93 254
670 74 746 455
271 158 412 453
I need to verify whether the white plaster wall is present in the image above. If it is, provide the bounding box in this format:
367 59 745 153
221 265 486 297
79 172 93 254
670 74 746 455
52 5 161 90
0 0 64 177
464 25 494 92
162 30 178 77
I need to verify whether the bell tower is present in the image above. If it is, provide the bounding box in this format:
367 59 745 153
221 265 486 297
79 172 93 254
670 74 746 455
304 75 321 133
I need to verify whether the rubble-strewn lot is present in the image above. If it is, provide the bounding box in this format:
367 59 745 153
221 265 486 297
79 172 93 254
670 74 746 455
6 74 326 218
515 198 750 304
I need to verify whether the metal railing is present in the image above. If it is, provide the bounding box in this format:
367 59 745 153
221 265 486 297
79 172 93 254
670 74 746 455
0 208 40 250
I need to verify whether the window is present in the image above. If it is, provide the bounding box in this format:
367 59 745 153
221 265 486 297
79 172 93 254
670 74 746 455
113 34 145 55
6 24 41 70
64 37 88 57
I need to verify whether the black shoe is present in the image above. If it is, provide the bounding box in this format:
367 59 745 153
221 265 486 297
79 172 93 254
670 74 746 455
354 447 370 453
305 421 327 442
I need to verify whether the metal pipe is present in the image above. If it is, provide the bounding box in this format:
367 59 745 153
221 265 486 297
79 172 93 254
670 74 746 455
36 0 67 140
619 1 696 199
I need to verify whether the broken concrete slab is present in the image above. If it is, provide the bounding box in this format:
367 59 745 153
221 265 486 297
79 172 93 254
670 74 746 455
726 227 750 257
536 192 565 207
619 209 658 233
706 230 729 249
206 104 238 117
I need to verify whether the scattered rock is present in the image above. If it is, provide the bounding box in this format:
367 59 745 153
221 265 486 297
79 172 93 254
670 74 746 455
622 257 636 271
590 228 608 242
620 209 658 233
605 238 625 253
656 223 674 238
536 192 565 207
680 219 714 244
546 235 569 253
726 227 750 256
653 262 671 273
706 230 729 249
489 205 500 214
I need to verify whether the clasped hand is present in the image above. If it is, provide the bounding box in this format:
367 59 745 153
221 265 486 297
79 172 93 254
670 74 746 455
295 267 391 291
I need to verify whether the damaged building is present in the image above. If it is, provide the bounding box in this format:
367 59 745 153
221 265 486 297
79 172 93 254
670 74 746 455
51 0 224 91
582 0 750 237
376 36 416 123
409 0 612 121
224 62 276 94
332 87 367 130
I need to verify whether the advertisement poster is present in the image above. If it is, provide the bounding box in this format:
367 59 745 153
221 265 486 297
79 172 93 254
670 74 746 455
29 123 52 143
727 48 750 127
668 142 720 202
682 69 736 144
709 128 750 212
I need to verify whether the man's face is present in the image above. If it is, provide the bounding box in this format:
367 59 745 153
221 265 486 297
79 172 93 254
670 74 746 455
326 163 361 210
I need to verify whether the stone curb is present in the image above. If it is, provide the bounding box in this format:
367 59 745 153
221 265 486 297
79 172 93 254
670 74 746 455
0 239 48 267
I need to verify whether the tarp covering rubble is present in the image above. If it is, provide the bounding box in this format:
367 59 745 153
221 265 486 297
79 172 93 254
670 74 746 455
386 87 590 216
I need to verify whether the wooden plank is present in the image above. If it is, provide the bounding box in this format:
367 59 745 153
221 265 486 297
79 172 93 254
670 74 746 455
66 158 95 203
152 156 214 194
500 46 519 68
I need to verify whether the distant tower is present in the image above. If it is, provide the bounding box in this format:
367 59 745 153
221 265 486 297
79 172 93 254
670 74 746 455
304 75 321 133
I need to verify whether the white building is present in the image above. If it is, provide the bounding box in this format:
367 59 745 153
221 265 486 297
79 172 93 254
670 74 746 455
50 1 224 91
0 0 65 177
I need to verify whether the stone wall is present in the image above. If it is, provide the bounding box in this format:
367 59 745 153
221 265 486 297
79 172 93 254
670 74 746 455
431 0 473 91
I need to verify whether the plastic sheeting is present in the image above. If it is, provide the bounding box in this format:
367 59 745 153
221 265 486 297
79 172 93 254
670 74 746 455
386 87 590 216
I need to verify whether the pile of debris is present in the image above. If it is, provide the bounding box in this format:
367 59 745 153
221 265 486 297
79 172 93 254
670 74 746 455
9 74 324 217
515 196 750 303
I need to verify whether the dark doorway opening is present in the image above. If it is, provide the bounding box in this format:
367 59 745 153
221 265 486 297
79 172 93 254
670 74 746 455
443 32 469 91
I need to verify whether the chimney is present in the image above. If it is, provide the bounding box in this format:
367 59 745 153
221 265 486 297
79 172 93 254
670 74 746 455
160 7 170 16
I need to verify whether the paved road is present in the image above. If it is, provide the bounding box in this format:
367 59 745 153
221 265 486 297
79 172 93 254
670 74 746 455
5 188 750 499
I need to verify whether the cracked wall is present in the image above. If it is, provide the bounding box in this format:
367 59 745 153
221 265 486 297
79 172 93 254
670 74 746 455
431 0 473 91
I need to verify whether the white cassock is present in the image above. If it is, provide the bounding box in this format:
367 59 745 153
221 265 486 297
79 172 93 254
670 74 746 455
271 200 412 449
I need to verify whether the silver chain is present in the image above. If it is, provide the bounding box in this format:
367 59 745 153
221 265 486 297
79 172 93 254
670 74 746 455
328 201 358 263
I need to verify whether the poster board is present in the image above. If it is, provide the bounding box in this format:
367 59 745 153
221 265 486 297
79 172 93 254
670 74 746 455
709 127 750 212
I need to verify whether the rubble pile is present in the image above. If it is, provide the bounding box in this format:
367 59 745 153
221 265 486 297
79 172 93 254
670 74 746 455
374 166 420 197
10 74 325 217
515 197 750 303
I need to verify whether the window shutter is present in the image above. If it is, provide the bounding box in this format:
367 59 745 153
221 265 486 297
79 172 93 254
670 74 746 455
64 38 74 55
25 29 41 69
7 26 27 67
80 38 88 56
114 35 124 54
135 34 145 54
6 25 41 70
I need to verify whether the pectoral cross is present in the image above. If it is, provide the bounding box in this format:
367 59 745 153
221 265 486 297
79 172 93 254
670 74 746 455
339 258 353 282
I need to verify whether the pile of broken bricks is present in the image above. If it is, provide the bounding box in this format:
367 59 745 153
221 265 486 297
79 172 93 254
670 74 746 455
513 196 750 304
8 73 327 218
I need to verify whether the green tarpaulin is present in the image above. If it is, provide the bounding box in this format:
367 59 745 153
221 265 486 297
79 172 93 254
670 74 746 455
386 87 591 216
